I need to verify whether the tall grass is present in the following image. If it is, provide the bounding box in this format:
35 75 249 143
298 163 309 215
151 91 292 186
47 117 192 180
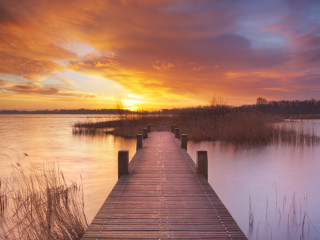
175 111 320 146
0 162 88 240
72 108 320 147
0 179 8 217
177 111 273 143
73 114 172 138
249 191 320 240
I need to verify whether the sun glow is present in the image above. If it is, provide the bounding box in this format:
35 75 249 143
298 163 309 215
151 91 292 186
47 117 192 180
129 106 139 111
122 99 143 112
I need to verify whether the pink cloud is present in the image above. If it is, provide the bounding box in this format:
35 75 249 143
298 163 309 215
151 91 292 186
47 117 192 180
0 0 319 108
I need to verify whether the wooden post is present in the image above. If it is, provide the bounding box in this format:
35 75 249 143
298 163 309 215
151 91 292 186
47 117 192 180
136 134 143 150
118 150 129 179
171 125 175 133
181 134 187 150
197 150 208 180
143 128 148 139
174 128 180 139
147 125 151 132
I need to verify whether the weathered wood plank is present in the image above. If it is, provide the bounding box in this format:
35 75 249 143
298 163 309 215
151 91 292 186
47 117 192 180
81 131 247 240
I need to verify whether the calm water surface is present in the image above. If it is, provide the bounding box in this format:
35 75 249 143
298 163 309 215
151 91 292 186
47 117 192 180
0 114 136 223
0 115 319 239
188 120 320 240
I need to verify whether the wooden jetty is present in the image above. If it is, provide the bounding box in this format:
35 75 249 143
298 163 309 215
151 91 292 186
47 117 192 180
81 131 247 239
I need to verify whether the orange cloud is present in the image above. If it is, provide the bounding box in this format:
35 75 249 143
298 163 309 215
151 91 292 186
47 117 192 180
152 60 175 71
0 79 9 86
0 0 319 109
6 83 97 98
11 85 58 95
0 52 62 80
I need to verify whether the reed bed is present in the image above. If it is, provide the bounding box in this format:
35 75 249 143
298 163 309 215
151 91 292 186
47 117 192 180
73 109 320 147
175 111 320 147
0 163 88 240
73 114 172 138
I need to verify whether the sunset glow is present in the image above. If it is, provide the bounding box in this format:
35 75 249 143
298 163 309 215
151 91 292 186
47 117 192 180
0 0 319 110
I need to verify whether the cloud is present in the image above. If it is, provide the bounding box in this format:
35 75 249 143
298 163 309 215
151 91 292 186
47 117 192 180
152 60 175 71
0 0 320 108
10 85 59 95
0 4 18 24
0 52 62 79
0 79 9 86
7 84 96 99
84 94 95 98
0 0 77 79
68 31 290 103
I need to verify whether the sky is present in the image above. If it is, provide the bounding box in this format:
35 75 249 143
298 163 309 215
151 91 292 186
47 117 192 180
0 0 319 110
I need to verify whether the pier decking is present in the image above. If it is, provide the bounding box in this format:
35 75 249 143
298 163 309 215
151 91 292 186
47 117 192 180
81 131 247 239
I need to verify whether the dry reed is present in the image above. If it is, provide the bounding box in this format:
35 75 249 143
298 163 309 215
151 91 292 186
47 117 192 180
73 109 320 147
0 179 8 217
175 111 320 147
73 114 171 138
0 162 88 240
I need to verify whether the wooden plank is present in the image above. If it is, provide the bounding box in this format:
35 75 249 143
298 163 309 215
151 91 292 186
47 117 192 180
81 131 247 240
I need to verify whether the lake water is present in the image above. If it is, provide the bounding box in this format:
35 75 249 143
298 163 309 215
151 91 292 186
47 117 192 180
188 120 320 240
0 114 136 222
0 115 319 239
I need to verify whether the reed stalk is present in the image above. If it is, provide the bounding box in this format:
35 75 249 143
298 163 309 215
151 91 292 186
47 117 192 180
0 162 88 240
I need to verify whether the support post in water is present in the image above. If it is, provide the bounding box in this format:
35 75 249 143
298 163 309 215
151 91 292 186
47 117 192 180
181 134 188 150
143 128 148 139
175 128 180 139
147 125 151 132
197 150 208 180
136 134 143 150
118 150 129 179
171 125 176 133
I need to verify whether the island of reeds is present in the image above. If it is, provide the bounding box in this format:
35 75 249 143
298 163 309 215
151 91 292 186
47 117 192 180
73 98 320 147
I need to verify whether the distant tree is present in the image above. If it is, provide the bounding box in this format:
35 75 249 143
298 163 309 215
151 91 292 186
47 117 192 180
256 97 268 105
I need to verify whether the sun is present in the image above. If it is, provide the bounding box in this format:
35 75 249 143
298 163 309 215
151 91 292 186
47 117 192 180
129 106 139 111
123 99 140 112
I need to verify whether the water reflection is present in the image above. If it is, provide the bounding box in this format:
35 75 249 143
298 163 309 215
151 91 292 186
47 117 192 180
0 114 136 223
188 121 320 240
1 115 320 239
